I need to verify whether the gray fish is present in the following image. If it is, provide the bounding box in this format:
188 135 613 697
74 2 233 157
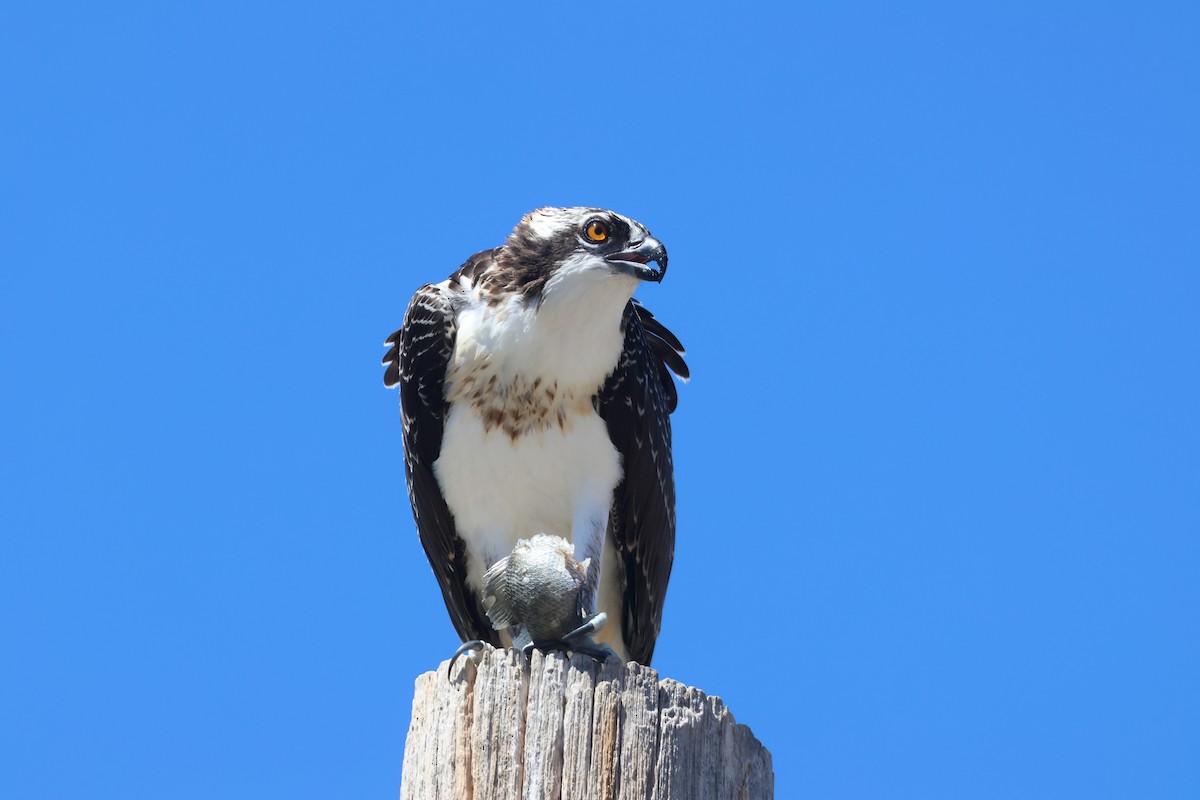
482 534 611 658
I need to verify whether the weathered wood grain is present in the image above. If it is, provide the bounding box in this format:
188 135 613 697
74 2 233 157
400 651 773 800
521 650 567 800
559 655 598 800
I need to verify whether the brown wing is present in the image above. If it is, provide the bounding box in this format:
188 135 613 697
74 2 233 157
595 300 688 665
382 250 503 646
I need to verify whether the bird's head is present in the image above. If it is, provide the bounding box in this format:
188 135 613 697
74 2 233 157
493 207 668 304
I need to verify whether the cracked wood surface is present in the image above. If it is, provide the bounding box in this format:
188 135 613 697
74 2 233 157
400 650 773 800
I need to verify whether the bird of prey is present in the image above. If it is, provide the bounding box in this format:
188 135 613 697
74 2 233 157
383 207 688 665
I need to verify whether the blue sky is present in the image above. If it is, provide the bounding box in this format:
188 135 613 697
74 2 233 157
2 2 1198 797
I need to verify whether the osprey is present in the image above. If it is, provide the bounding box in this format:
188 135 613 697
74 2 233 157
383 207 687 665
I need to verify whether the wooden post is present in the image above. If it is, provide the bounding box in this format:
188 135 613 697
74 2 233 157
401 649 774 800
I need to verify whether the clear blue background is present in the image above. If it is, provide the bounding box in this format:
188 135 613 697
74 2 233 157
3 2 1197 797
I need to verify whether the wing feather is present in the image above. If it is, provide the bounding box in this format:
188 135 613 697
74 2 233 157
385 253 503 647
596 302 687 665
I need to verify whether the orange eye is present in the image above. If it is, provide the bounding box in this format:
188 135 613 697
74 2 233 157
584 220 609 242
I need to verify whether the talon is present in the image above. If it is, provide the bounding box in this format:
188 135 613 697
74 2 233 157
519 613 614 664
448 639 489 678
561 611 607 645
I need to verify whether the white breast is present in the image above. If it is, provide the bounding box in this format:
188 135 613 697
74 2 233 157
435 403 620 586
431 272 637 656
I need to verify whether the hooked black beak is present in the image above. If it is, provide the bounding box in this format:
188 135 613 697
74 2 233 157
604 236 668 282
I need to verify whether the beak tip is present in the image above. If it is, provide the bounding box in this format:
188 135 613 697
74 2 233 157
603 239 668 282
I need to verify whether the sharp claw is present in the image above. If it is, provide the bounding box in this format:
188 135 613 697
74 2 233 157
448 639 489 678
520 613 614 664
561 611 607 644
455 612 612 673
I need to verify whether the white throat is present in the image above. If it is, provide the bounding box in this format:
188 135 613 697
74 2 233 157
454 257 638 395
